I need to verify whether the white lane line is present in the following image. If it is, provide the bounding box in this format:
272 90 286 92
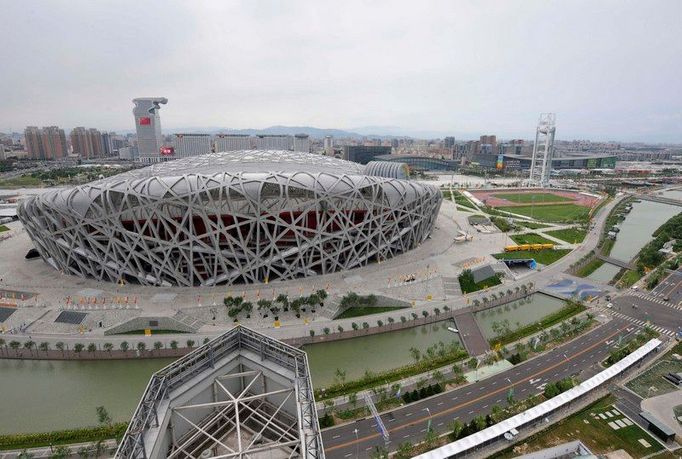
405 413 412 417
437 402 444 406
332 434 341 439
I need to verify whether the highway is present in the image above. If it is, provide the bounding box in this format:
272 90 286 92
322 319 637 458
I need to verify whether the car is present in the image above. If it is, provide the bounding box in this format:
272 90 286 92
607 303 613 308
664 296 670 301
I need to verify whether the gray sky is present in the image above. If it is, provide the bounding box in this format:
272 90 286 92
1 0 681 142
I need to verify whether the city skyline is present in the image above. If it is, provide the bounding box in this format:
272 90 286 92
1 0 681 142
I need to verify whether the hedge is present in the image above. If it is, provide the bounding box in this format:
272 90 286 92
0 423 128 451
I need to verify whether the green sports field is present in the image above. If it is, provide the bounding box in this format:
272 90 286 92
493 192 573 204
500 204 590 222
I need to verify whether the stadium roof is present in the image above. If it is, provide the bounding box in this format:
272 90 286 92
95 150 365 185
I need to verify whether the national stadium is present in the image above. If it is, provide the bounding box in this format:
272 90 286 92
17 151 442 287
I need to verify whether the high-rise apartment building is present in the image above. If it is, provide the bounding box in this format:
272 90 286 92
215 134 252 151
24 126 67 160
24 126 44 159
255 134 292 150
444 136 456 149
480 135 497 154
132 97 168 163
323 135 334 155
70 127 104 159
293 134 310 152
173 133 212 158
101 132 114 156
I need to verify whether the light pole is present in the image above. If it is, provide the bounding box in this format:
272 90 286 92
353 428 359 459
425 407 432 432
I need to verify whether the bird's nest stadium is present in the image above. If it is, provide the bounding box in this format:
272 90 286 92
17 151 442 287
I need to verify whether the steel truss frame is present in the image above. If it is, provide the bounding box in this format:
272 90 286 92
116 326 323 459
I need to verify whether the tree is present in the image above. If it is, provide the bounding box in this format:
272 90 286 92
467 357 478 370
103 342 113 353
362 322 369 329
411 312 418 320
434 307 441 316
56 341 65 355
39 342 50 353
377 320 384 327
387 317 395 325
186 339 195 348
136 342 146 353
409 347 421 362
51 445 69 459
332 369 349 391
337 325 344 333
432 369 444 385
422 310 429 318
395 441 414 459
424 427 439 448
96 406 112 426
23 340 35 355
309 330 315 337
400 316 407 323
154 341 163 353
120 341 129 352
170 340 178 350
87 343 97 353
323 327 330 335
74 343 85 354
348 391 358 407
203 337 210 344
448 419 464 440
9 340 20 352
351 322 359 330
370 445 388 459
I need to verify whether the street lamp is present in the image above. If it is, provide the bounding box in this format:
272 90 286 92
424 407 432 432
353 428 359 459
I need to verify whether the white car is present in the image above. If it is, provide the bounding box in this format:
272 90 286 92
607 303 613 308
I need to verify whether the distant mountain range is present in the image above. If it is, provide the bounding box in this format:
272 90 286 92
116 125 456 139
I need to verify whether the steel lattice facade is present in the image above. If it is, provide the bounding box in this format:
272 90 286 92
18 151 441 287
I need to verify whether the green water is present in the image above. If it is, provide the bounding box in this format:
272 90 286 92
588 199 680 283
303 321 462 388
0 358 174 435
474 293 566 339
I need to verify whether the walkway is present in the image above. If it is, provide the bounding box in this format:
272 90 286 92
453 311 490 355
598 254 635 270
637 194 682 208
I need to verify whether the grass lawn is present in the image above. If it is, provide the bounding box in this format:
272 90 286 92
510 233 554 245
493 192 573 204
334 306 406 319
576 258 605 277
545 227 587 243
618 269 643 288
0 225 8 233
626 342 682 398
517 221 551 229
0 175 44 188
499 204 591 222
493 249 571 265
443 190 476 209
496 395 664 458
460 274 502 294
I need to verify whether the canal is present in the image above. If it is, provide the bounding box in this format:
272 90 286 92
474 293 566 340
588 199 680 283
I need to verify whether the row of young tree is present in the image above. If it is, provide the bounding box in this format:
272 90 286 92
0 337 209 357
224 290 328 321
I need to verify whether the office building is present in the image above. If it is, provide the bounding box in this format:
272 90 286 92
444 136 456 149
215 134 252 151
172 133 212 158
101 132 114 156
342 145 392 164
132 97 168 163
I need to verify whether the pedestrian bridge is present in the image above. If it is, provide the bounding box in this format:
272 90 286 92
597 254 635 270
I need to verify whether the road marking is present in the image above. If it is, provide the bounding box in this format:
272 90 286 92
333 434 341 439
405 412 412 417
324 324 629 452
437 402 444 406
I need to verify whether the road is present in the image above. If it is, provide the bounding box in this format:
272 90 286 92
322 319 637 458
610 294 682 337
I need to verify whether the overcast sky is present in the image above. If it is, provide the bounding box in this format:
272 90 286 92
1 0 681 142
